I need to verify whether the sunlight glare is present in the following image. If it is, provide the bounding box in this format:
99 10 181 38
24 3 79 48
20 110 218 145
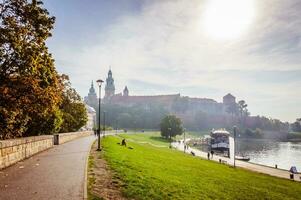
203 0 256 40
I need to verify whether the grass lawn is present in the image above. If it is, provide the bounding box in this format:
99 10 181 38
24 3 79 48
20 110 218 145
121 132 170 147
121 130 209 146
101 134 301 200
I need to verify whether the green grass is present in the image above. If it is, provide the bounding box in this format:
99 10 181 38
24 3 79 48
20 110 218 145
101 134 301 200
120 132 170 147
121 130 210 146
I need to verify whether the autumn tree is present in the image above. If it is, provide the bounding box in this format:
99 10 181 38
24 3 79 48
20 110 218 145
0 0 63 139
59 74 87 133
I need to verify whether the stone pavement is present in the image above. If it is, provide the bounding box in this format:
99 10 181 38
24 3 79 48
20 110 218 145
0 135 96 200
173 140 301 182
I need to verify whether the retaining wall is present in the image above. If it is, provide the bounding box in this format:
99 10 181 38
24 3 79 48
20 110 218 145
54 131 93 145
0 136 53 170
0 131 93 170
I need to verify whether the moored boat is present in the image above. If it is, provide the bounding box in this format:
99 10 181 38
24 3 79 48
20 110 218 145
235 155 250 161
210 129 230 152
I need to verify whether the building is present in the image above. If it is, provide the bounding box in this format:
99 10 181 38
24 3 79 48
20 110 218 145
84 105 96 130
85 69 237 116
104 69 115 100
223 93 236 105
84 81 98 109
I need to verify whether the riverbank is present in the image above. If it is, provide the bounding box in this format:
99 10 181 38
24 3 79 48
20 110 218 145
88 133 301 199
173 140 301 182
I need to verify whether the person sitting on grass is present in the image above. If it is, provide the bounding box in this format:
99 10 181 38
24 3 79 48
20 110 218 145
121 139 127 147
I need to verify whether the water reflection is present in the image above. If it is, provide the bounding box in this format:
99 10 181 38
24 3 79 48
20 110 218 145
237 139 301 170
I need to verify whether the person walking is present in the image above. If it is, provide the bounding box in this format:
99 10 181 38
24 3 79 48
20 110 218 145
211 150 214 159
207 152 210 160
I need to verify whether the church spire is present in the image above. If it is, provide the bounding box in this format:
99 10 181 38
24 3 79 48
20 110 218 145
89 80 96 95
123 86 129 96
105 69 115 99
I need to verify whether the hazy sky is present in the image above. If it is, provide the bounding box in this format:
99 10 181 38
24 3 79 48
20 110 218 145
44 0 301 122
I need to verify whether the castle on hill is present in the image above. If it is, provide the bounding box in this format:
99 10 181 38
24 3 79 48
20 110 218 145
84 69 237 115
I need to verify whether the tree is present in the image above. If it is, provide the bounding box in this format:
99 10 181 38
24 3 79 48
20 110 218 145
117 113 133 129
0 0 62 139
238 100 248 117
160 115 184 139
291 118 301 132
59 75 87 133
226 103 238 117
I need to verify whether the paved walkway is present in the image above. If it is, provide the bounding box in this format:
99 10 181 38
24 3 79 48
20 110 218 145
173 140 301 182
0 135 96 200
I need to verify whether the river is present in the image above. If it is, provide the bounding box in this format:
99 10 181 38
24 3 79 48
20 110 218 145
236 139 301 170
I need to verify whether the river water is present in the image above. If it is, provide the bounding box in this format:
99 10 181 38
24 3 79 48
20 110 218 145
237 139 301 170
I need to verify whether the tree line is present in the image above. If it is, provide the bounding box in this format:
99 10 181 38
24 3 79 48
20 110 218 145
97 100 289 138
0 0 87 139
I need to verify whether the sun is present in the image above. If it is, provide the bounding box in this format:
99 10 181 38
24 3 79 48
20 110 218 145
203 0 256 40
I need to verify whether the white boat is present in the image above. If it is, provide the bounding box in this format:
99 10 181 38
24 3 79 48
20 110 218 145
235 155 250 161
210 129 230 151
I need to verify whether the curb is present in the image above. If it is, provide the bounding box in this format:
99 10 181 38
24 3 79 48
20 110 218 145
84 137 97 200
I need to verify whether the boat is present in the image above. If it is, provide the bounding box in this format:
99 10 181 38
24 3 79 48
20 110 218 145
235 155 250 161
210 129 230 152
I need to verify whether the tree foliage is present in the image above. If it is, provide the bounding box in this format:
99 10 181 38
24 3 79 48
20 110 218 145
59 74 87 133
291 118 301 132
95 103 168 130
0 0 63 139
160 115 183 139
238 100 248 117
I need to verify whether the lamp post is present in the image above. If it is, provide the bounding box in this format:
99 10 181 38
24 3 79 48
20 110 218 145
96 79 104 151
168 127 172 148
183 128 186 153
233 126 237 168
103 111 106 138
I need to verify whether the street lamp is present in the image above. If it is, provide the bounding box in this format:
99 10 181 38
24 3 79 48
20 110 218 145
168 127 172 148
233 126 237 168
183 128 186 153
96 79 104 151
103 111 106 138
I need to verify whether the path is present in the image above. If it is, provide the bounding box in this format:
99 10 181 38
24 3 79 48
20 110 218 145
173 140 301 182
0 135 96 200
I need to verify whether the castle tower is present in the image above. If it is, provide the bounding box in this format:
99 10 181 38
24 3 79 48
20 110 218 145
222 93 236 115
105 69 115 99
84 80 98 108
223 93 236 105
123 86 129 96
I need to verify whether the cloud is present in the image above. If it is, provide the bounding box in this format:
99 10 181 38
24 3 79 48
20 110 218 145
46 0 301 122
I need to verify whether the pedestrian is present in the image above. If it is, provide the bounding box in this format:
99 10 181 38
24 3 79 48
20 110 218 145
207 152 210 160
211 150 214 159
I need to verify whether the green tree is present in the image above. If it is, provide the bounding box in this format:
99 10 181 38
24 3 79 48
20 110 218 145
0 0 62 139
226 103 238 117
160 115 184 139
238 100 248 117
117 113 133 129
59 75 87 133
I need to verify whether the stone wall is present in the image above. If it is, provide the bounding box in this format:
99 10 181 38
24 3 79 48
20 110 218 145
0 136 53 170
0 131 93 170
54 131 93 145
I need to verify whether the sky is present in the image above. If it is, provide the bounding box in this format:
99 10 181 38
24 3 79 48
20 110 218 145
43 0 301 122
